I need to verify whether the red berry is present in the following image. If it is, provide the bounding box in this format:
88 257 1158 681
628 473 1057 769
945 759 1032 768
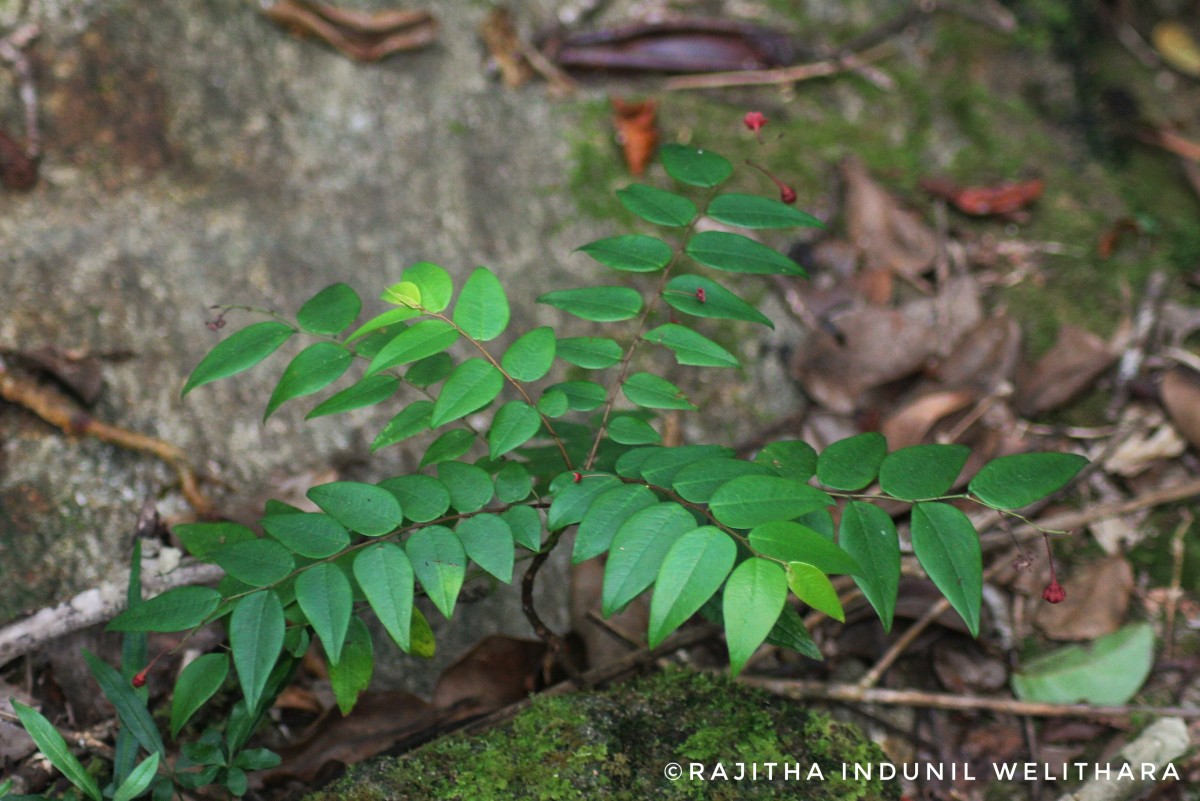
132 669 149 688
1042 580 1066 604
779 185 797 204
743 111 767 133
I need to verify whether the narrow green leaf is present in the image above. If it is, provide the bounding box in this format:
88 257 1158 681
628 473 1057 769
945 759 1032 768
354 543 415 651
879 444 970 501
107 586 221 632
488 401 542 459
402 262 454 312
233 748 280 773
910 502 982 637
378 474 450 523
211 538 294 587
175 522 255 560
261 513 350 558
367 320 459 376
170 653 229 738
296 563 353 665
453 267 509 342
502 505 543 552
838 501 900 632
723 558 787 676
747 521 862 575
420 428 475 466
329 617 373 714
494 461 532 503
370 400 434 451
437 462 494 512
969 452 1088 509
546 380 607 412
608 415 661 445
548 473 619 531
672 458 773 503
502 327 556 382
707 193 823 229
616 183 697 227
601 503 696 616
406 353 454 388
183 321 294 395
648 527 735 647
644 324 738 368
816 433 887 491
556 336 622 369
12 700 103 801
113 753 160 801
785 563 844 622
230 590 285 713
297 283 361 335
709 476 833 529
344 308 418 344
663 275 773 328
406 525 466 619
578 235 673 273
1011 623 1154 705
83 650 164 756
266 342 353 419
431 359 503 427
622 372 696 410
755 440 818 482
308 481 403 537
307 374 399 419
456 514 514 583
659 144 733 188
686 231 806 276
573 483 656 563
538 287 643 322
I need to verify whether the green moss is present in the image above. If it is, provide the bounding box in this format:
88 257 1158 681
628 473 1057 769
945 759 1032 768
306 669 899 801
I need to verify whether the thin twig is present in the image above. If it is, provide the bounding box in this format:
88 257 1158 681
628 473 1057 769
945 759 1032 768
521 528 581 682
1108 271 1168 419
663 43 894 91
1164 511 1192 661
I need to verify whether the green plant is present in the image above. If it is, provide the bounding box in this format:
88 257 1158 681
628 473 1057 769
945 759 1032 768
9 127 1086 799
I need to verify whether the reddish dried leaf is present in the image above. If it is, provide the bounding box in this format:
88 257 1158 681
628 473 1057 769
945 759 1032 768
880 389 976 451
1161 367 1200 451
610 97 658 176
432 635 546 720
921 176 1045 216
1035 556 1133 641
843 156 938 278
1016 326 1115 416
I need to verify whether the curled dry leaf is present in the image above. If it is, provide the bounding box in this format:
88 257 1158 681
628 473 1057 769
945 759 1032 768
842 156 938 278
610 97 658 176
920 176 1045 216
1035 556 1133 641
1016 325 1116 416
880 388 976 451
262 0 437 62
1161 367 1200 451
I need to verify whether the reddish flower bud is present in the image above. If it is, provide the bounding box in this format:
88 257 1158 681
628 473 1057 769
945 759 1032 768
571 471 582 483
132 668 149 688
1042 580 1066 604
743 111 767 133
695 287 706 303
779 185 797 205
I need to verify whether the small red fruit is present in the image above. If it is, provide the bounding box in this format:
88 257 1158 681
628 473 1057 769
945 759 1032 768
743 111 767 134
571 471 582 483
132 668 149 688
695 287 706 303
1042 580 1066 604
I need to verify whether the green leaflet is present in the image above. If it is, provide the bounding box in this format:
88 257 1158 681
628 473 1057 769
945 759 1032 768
382 280 421 308
265 342 353 419
488 401 542 459
537 389 569 417
659 144 733 188
616 183 697 227
307 374 399 419
607 415 661 445
410 608 436 658
493 461 531 502
170 653 229 738
622 372 696 410
638 445 732 487
107 586 221 632
747 521 862 575
647 527 735 647
308 481 403 537
663 274 773 327
354 542 414 651
502 326 556 381
706 193 823 229
502 505 543 552
755 440 817 482
406 525 466 619
1011 623 1154 705
879 444 970 500
644 324 738 368
456 514 514 583
401 261 454 312
438 461 494 512
578 234 673 273
431 358 503 427
230 590 285 713
329 617 373 714
262 512 350 558
297 283 361 335
573 483 657 563
453 267 509 342
785 562 844 622
296 563 353 665
420 428 475 466
538 286 643 322
113 754 159 801
969 452 1088 509
816 432 887 491
708 476 833 529
672 458 773 503
723 558 787 676
378 474 450 522
12 700 102 801
548 473 620 531
766 604 823 661
556 336 622 369
344 308 418 344
211 538 294 586
838 501 900 632
367 320 459 376
183 321 294 395
601 503 696 617
83 650 164 757
406 352 454 387
910 502 982 637
685 231 806 276
175 522 255 559
370 400 434 451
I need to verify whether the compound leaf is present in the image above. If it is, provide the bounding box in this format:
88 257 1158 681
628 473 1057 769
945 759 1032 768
502 505 543 552
420 428 475 466
211 539 294 587
184 321 294 395
328 617 373 714
755 440 817 482
406 353 454 387
549 473 620 531
494 462 532 503
648 527 736 647
607 415 661 445
402 262 454 312
910 502 982 637
378 474 449 522
297 283 361 335
453 267 509 342
437 461 494 512
672 458 773 503
723 558 787 676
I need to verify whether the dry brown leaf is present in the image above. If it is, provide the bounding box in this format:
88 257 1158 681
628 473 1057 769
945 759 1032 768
1035 555 1133 641
880 388 976 451
842 156 938 278
1161 367 1200 450
262 0 436 62
1016 325 1115 416
934 314 1021 390
610 97 658 176
432 635 546 719
932 642 1008 694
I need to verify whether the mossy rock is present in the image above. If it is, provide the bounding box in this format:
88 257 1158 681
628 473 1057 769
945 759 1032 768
306 668 899 801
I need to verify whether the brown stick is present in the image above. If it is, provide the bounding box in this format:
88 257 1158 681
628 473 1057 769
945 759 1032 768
663 43 894 91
